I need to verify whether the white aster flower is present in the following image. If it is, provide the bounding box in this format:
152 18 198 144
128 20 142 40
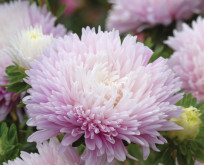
5 26 53 69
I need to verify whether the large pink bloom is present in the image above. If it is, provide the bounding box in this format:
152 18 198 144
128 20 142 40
166 17 204 102
106 0 204 33
24 27 183 164
0 0 66 121
4 138 82 165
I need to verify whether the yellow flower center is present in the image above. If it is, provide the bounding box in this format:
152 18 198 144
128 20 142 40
29 31 43 40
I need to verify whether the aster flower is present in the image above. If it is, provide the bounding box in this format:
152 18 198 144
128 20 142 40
3 137 82 165
106 0 204 33
0 0 66 49
165 17 204 102
5 26 53 69
24 27 183 164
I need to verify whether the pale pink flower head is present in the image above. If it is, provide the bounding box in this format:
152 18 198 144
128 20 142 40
60 0 83 15
0 0 66 49
166 17 204 102
106 0 204 33
24 27 183 164
3 137 82 165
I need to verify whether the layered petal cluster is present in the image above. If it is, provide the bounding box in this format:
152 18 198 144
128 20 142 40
106 0 204 33
0 52 16 122
5 26 53 69
0 0 66 49
24 27 183 164
166 17 204 102
4 138 82 165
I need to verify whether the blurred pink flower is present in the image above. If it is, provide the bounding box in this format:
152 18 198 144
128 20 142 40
24 27 183 164
60 0 82 15
166 17 204 102
106 0 204 33
4 138 82 165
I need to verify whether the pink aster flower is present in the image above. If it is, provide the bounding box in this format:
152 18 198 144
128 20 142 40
165 17 204 102
106 0 204 33
4 137 82 165
24 27 183 164
0 0 66 49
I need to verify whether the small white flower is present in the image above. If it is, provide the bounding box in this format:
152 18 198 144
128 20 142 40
5 26 53 69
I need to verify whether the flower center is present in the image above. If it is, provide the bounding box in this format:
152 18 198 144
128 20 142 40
29 31 43 40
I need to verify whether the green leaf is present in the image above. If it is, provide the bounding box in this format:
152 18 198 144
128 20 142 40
195 149 204 163
177 151 187 165
186 150 194 165
57 4 66 19
4 64 30 96
161 146 174 164
5 65 18 75
179 144 187 155
6 82 26 93
0 123 21 164
77 144 85 154
144 37 153 48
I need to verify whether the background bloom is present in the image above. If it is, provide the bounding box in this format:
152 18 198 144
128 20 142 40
24 27 183 164
5 26 53 69
166 17 204 102
106 0 204 33
3 137 82 165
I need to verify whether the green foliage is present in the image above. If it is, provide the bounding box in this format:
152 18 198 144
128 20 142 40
18 116 37 154
126 143 142 165
57 4 66 19
4 64 30 94
0 123 21 164
77 144 85 154
140 94 204 165
177 94 203 109
142 37 173 63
